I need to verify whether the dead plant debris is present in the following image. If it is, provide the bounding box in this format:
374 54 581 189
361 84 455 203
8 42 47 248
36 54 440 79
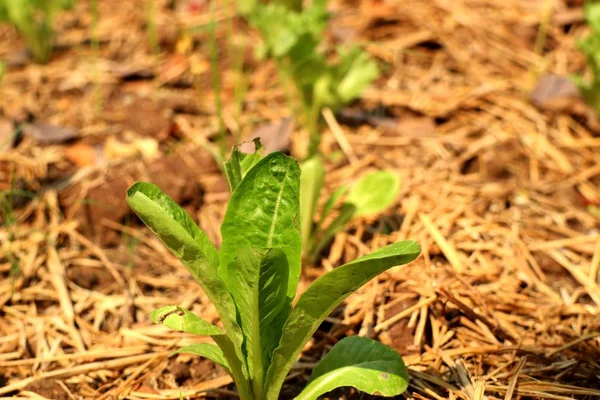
1 0 600 399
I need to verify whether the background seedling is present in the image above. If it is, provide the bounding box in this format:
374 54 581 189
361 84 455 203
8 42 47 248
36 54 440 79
236 0 378 158
300 156 401 263
126 148 420 400
573 2 600 114
0 0 75 64
209 0 227 157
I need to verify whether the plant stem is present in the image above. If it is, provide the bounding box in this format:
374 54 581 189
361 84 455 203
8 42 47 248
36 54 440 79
306 98 322 158
273 58 322 159
91 0 102 114
146 0 160 57
209 0 227 158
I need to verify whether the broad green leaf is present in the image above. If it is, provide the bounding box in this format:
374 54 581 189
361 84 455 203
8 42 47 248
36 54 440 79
300 156 324 251
225 247 290 396
126 182 250 398
174 343 231 374
295 336 409 400
220 153 302 303
126 183 234 334
126 183 219 267
264 241 421 399
346 171 400 217
151 306 224 336
249 3 326 58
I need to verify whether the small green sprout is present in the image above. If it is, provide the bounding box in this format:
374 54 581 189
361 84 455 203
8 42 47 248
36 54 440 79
300 156 401 263
574 1 600 114
0 0 75 64
126 147 420 400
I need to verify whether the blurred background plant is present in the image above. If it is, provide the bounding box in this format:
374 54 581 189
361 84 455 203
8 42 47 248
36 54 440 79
0 0 75 63
573 1 600 114
300 156 400 263
236 0 379 158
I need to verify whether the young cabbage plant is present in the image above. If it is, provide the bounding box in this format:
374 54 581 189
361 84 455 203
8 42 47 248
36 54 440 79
573 1 600 114
300 156 401 263
126 150 420 400
0 0 75 64
236 0 379 158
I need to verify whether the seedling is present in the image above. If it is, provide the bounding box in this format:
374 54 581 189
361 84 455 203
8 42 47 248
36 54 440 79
574 2 600 114
300 156 401 263
126 149 420 399
237 0 379 157
0 0 75 64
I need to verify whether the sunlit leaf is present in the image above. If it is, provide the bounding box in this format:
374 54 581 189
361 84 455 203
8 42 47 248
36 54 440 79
295 336 409 400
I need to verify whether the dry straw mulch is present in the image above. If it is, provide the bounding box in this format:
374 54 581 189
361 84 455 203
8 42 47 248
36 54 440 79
1 0 600 399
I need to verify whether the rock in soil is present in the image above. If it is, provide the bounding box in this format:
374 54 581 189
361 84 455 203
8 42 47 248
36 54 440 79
24 379 71 400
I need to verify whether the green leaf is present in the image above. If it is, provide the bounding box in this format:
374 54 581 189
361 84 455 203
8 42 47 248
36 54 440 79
264 241 421 399
309 203 356 262
224 139 264 192
346 171 400 217
249 3 327 58
295 336 409 400
126 182 250 397
150 305 249 399
239 139 265 173
585 2 600 34
235 0 256 15
220 152 302 304
334 47 379 105
174 343 231 374
151 306 225 336
126 183 234 334
126 182 219 267
225 247 290 397
318 185 348 226
300 156 325 251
